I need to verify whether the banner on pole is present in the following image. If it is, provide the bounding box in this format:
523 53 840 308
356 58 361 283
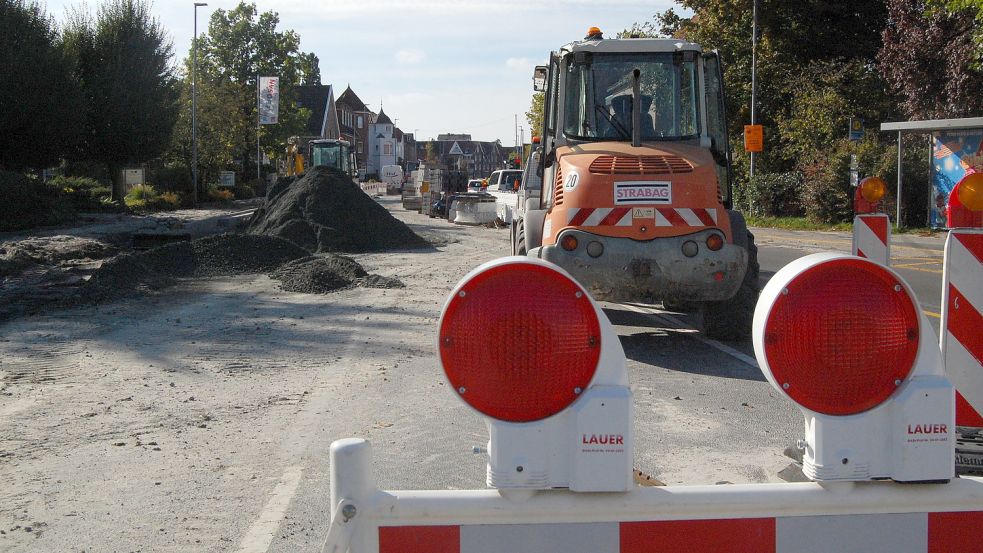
258 76 279 125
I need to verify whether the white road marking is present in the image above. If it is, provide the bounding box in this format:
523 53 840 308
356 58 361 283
620 303 761 369
236 465 304 553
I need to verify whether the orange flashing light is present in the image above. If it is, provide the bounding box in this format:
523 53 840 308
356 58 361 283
957 173 983 211
860 176 888 204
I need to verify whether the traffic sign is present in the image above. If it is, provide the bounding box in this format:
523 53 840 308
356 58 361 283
744 125 763 152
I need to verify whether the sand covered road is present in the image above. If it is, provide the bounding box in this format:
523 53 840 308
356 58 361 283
0 196 797 552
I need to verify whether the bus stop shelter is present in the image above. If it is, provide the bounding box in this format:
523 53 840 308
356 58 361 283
881 117 983 228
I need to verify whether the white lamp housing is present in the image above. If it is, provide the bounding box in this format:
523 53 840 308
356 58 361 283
438 257 633 492
753 253 954 483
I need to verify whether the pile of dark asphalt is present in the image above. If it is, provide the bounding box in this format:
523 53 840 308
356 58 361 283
271 254 404 294
246 167 428 252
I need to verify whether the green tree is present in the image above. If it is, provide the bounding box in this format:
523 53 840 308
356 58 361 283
525 92 544 139
0 0 85 171
193 2 316 180
64 0 179 200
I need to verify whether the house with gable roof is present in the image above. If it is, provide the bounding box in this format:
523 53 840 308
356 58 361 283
294 84 341 140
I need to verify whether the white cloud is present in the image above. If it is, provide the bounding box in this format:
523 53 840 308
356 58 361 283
395 49 427 64
505 57 535 71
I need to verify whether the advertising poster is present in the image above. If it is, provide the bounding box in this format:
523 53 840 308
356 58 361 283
258 76 279 125
931 131 983 228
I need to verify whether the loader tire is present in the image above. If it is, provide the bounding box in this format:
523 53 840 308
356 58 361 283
515 219 527 256
703 230 759 342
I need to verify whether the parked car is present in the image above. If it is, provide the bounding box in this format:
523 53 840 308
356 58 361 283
467 179 484 191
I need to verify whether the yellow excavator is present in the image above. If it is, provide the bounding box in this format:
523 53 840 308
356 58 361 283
285 136 356 178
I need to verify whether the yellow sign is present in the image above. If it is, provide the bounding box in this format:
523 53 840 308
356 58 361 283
421 181 430 193
744 125 764 153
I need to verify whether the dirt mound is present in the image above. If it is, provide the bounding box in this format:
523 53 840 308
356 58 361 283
247 167 427 253
0 236 117 277
270 254 404 294
84 234 309 299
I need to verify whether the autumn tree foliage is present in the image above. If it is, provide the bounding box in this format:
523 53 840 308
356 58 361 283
878 0 983 119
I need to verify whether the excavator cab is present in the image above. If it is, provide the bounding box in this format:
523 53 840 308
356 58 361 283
308 139 356 179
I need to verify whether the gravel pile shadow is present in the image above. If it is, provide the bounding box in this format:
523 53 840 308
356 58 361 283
271 254 405 294
247 167 428 252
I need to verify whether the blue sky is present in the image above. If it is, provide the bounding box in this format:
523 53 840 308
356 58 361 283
41 0 683 144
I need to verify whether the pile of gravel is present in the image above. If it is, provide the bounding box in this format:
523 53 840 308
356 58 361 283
247 167 428 253
271 254 404 294
84 234 310 299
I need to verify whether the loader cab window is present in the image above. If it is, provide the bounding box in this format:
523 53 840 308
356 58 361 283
563 51 700 142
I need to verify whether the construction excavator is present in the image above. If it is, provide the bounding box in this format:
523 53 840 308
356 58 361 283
285 136 357 179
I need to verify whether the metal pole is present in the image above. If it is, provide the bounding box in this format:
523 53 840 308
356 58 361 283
257 77 261 182
192 3 206 207
749 0 758 177
896 131 903 227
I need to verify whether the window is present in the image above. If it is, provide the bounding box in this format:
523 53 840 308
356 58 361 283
357 141 363 154
563 52 700 141
357 115 363 128
383 143 393 155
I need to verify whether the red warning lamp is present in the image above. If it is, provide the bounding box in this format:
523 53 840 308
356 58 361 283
753 253 954 482
854 176 887 214
948 173 983 228
439 263 601 422
761 258 919 415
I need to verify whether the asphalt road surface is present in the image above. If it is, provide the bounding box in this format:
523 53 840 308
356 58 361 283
0 199 947 552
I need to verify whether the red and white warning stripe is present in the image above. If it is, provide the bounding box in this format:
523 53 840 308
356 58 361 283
565 208 717 228
941 229 983 427
852 213 891 266
379 511 983 553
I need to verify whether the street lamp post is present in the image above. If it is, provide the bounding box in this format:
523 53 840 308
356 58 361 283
192 2 208 208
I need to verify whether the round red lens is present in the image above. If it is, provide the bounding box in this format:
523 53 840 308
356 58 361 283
763 259 919 416
439 263 601 422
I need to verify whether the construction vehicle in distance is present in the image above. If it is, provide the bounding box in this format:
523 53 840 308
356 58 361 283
510 143 543 255
284 136 357 179
520 28 757 340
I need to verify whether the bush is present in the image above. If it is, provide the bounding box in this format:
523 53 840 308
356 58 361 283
124 184 159 210
0 171 75 231
150 163 192 193
800 149 854 224
234 183 256 199
49 175 115 211
736 172 803 217
207 187 234 203
156 191 181 210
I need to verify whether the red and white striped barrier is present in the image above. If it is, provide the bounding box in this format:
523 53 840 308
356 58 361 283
323 439 983 553
360 182 387 196
565 207 717 227
852 213 891 266
941 229 983 427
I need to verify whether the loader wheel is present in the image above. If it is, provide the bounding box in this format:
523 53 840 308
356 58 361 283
515 219 527 256
703 230 759 341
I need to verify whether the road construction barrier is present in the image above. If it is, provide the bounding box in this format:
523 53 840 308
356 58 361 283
323 438 983 553
321 256 983 553
941 229 983 429
852 213 891 266
360 182 387 196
